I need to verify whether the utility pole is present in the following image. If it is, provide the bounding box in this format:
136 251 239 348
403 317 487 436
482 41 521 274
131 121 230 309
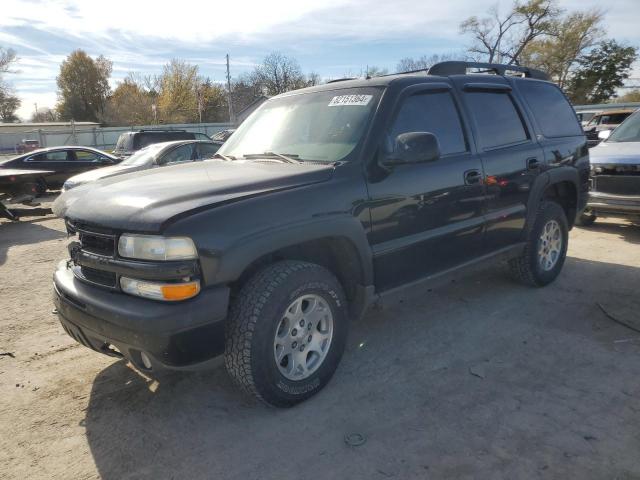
226 54 234 125
34 103 38 120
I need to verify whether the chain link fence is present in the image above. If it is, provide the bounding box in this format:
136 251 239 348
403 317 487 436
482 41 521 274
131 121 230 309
0 122 234 155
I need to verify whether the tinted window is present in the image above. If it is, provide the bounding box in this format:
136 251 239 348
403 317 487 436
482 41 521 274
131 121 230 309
465 92 528 149
196 143 220 159
518 81 582 138
135 132 194 149
159 144 193 164
29 151 69 162
599 113 631 125
74 150 102 162
390 91 467 155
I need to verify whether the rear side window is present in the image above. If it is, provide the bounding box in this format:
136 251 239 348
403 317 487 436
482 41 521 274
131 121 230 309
390 91 467 155
599 113 631 125
465 91 528 149
196 143 220 159
518 81 582 138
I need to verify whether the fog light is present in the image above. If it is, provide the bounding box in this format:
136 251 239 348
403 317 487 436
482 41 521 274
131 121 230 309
140 351 152 370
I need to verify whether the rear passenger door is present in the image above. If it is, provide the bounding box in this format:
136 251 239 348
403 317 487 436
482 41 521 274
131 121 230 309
459 80 544 250
367 85 486 291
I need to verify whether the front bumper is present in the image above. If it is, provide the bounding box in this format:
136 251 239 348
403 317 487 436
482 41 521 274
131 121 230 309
53 260 230 371
586 192 640 218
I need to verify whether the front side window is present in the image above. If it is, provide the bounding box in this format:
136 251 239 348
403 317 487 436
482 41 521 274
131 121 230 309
218 87 381 163
389 91 467 155
465 91 528 149
74 150 101 162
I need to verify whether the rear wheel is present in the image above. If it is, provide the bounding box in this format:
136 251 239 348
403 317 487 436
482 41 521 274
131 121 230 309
509 201 568 287
34 178 47 196
225 260 348 407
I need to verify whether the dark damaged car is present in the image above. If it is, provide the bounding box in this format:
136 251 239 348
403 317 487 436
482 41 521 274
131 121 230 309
52 61 588 407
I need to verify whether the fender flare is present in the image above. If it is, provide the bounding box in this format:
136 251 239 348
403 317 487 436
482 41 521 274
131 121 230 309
212 214 374 287
525 167 580 231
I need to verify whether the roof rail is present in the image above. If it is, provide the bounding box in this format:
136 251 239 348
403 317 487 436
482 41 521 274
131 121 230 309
428 61 550 81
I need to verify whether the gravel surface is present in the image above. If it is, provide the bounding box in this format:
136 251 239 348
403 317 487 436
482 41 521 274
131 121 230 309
1 198 639 479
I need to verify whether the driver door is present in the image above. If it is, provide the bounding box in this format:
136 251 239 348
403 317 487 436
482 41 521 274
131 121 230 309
366 85 486 291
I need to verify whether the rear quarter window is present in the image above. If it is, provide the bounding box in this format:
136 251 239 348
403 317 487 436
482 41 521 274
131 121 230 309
517 81 582 138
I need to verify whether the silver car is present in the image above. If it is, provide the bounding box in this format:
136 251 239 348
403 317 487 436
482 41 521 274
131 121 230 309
579 111 640 225
62 140 221 191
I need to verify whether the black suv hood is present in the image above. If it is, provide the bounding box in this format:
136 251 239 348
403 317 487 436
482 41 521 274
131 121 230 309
54 160 335 232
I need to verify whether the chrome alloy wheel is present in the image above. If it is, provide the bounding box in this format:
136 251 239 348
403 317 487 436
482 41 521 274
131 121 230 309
273 294 334 381
538 219 562 271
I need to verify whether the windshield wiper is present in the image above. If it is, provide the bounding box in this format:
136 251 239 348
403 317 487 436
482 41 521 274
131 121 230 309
242 152 302 164
212 153 236 161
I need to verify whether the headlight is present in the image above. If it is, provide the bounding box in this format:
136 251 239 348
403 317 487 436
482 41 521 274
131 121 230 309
118 234 197 261
62 181 75 192
120 277 200 301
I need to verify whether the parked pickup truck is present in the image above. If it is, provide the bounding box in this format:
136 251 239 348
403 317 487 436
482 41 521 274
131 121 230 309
578 110 640 225
52 61 589 407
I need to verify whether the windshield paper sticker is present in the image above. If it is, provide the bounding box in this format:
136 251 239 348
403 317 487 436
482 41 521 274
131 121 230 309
328 94 372 107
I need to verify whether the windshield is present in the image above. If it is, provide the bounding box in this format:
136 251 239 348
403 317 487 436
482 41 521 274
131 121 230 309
218 87 381 163
120 143 166 166
607 111 640 143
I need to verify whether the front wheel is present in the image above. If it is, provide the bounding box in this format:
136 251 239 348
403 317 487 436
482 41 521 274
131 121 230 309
509 201 569 287
225 260 348 407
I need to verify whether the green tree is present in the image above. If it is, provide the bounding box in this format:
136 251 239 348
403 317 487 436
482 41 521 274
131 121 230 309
521 10 603 86
157 59 199 123
566 40 638 104
56 50 112 122
104 77 155 125
0 90 20 122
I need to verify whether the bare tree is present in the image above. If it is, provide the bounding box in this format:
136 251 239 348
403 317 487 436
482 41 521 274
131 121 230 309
396 54 456 72
253 52 310 96
460 0 560 65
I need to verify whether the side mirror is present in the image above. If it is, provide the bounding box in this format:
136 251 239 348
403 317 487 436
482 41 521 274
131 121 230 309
598 129 611 140
384 132 440 166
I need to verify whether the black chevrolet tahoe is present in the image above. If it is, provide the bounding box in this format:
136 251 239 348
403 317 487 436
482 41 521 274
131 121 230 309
52 62 589 407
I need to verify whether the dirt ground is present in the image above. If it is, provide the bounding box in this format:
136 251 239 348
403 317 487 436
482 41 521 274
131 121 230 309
1 197 639 480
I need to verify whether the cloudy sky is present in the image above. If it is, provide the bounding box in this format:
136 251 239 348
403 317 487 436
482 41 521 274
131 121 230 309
1 0 639 120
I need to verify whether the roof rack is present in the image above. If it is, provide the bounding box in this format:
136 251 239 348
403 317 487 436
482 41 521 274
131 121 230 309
427 61 550 81
327 77 357 84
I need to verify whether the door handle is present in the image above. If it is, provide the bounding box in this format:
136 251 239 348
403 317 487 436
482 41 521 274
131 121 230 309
527 157 540 170
464 169 482 185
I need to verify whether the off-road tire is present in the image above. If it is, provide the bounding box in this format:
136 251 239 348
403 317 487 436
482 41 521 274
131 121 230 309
225 260 348 407
575 210 597 227
509 201 568 287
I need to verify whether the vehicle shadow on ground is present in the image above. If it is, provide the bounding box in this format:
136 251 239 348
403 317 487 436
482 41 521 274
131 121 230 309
576 219 640 245
83 257 640 480
0 218 64 265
